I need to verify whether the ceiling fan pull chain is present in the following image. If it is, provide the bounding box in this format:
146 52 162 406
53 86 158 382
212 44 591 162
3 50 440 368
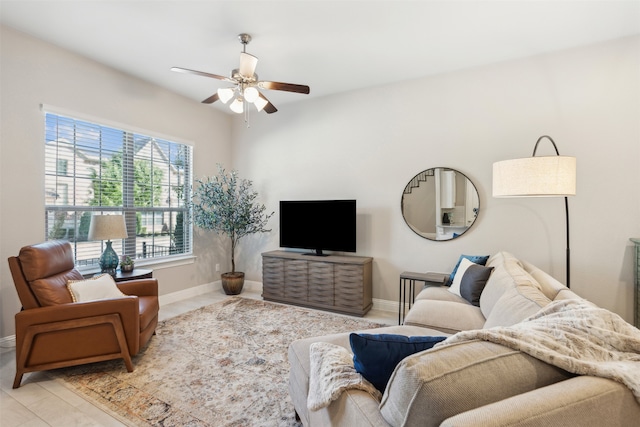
245 99 250 127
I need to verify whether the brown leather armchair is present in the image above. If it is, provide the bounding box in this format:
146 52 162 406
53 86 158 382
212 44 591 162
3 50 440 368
8 240 159 388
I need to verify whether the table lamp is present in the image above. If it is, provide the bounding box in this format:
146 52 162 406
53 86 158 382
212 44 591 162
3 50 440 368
88 214 128 275
493 135 576 287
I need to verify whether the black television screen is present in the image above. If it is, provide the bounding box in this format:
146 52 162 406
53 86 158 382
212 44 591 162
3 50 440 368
279 200 356 256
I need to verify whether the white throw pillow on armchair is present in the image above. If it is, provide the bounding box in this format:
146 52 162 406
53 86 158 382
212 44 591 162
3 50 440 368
67 273 126 302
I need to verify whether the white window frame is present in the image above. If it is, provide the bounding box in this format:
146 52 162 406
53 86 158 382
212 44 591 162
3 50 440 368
43 105 194 271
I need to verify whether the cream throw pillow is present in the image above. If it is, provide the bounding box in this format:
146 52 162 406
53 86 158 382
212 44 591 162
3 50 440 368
67 273 126 302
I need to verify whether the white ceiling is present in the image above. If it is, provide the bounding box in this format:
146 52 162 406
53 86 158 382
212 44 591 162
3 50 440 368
2 1 639 114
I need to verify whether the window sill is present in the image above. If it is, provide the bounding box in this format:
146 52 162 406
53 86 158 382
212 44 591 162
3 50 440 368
77 254 197 275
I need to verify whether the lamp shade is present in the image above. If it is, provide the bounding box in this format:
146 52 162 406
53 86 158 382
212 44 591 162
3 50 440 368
229 97 244 114
217 87 235 104
88 214 128 241
243 86 260 103
254 96 268 112
493 156 576 197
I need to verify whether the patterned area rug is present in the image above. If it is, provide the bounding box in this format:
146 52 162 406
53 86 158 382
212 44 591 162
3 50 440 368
48 297 383 426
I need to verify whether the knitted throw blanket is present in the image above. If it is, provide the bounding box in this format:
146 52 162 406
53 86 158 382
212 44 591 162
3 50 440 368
307 342 381 411
438 298 640 403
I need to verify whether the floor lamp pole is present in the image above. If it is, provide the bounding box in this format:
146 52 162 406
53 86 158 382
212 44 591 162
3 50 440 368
564 196 570 288
533 136 571 289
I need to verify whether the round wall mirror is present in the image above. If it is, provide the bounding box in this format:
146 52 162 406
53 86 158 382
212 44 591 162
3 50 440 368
401 168 480 241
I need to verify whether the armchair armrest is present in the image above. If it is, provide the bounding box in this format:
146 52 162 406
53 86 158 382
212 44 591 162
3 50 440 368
15 297 138 325
117 278 158 297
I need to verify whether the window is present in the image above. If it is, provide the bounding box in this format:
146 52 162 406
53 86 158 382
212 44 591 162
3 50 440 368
44 111 192 268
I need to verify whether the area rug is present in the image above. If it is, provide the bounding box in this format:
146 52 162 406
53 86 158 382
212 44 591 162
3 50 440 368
47 297 383 426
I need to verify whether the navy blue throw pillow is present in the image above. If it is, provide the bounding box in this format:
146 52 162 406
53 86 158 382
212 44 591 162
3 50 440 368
349 333 447 392
448 254 490 285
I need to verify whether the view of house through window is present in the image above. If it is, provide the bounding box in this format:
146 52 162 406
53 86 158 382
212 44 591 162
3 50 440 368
44 111 193 267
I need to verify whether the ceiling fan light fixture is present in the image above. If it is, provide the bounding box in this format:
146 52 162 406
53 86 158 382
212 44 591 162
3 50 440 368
254 96 268 112
239 52 258 78
230 97 244 114
172 32 310 120
244 86 260 103
217 87 235 104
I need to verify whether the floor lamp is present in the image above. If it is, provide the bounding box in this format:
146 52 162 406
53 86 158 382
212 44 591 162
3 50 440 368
492 135 576 288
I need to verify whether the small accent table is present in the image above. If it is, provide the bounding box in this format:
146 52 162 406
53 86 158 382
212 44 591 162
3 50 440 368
631 238 639 328
399 271 449 325
112 268 153 282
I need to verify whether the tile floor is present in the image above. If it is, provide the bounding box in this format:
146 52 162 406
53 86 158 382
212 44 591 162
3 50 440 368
0 288 395 426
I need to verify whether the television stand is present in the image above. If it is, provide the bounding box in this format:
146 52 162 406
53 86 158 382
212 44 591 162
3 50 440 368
261 250 373 316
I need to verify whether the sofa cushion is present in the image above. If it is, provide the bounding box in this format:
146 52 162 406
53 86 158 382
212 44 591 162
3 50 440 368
447 254 490 285
483 284 551 328
350 333 447 392
480 251 547 319
403 300 486 334
521 260 567 300
554 289 583 301
379 340 574 427
415 286 467 303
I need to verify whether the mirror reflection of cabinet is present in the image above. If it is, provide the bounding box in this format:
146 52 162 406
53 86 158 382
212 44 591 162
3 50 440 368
402 168 480 241
439 170 456 209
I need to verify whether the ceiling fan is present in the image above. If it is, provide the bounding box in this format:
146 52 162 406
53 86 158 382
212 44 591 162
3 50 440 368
171 33 310 115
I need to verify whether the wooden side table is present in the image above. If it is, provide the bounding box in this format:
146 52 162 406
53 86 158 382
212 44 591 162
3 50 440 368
631 238 639 328
112 268 153 282
399 271 449 325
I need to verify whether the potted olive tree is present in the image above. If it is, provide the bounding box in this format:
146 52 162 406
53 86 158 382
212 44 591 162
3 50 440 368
192 165 273 295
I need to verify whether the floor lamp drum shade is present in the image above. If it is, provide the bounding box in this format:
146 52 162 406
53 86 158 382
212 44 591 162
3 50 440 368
493 156 576 197
88 214 128 275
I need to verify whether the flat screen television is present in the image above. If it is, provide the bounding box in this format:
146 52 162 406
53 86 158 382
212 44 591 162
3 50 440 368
279 199 356 256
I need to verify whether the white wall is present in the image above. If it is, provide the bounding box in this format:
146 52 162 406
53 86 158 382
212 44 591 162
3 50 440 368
1 26 638 339
232 35 640 323
0 26 233 337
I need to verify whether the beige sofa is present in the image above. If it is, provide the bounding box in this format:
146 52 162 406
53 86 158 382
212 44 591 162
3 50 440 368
288 251 640 426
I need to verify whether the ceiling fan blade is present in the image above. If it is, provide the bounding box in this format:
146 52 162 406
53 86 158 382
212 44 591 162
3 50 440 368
258 93 278 114
201 93 219 104
171 67 235 83
239 52 258 78
258 81 310 94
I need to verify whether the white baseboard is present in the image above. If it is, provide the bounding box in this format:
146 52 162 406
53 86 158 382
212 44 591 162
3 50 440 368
0 334 16 348
158 281 217 306
158 280 264 306
372 298 400 314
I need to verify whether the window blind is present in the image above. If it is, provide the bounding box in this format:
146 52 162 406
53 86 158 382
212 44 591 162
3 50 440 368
44 112 193 267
